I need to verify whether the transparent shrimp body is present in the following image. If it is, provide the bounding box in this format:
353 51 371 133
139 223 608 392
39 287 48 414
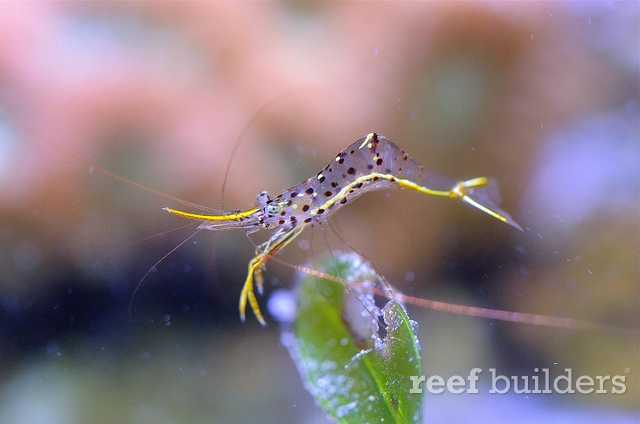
164 133 521 325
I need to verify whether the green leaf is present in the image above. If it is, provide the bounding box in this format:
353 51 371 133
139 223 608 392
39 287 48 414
286 252 423 423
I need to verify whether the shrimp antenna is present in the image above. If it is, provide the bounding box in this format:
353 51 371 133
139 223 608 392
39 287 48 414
280 259 638 336
220 87 309 209
0 106 208 211
128 229 202 320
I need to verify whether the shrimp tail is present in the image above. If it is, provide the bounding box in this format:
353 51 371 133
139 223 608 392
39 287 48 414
453 177 523 231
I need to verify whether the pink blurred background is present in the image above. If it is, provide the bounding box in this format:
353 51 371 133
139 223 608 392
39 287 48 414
0 2 637 423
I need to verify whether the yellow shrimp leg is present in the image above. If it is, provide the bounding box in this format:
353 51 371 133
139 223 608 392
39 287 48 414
163 205 305 325
396 176 523 230
311 172 522 231
239 225 304 325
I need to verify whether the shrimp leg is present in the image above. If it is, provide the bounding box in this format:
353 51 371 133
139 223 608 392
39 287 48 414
240 225 304 325
162 205 305 325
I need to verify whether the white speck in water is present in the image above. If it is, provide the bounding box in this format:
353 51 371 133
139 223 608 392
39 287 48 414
163 314 170 326
530 33 534 40
298 239 310 251
182 264 191 273
46 340 61 358
404 271 415 282
267 289 297 324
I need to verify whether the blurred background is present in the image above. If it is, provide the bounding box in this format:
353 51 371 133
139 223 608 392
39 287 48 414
0 2 637 423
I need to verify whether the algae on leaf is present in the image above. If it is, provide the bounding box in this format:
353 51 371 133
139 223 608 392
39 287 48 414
279 253 423 424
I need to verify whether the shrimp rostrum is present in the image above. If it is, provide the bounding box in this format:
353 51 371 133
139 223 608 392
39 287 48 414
164 133 522 325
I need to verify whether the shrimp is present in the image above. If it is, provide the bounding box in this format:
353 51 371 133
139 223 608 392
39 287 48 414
164 132 522 325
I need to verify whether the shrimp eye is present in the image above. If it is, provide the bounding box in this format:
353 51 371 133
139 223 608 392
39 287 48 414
257 190 271 205
266 203 282 215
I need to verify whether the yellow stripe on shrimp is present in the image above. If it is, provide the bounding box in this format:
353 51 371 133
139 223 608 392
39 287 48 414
164 132 522 325
161 207 260 223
